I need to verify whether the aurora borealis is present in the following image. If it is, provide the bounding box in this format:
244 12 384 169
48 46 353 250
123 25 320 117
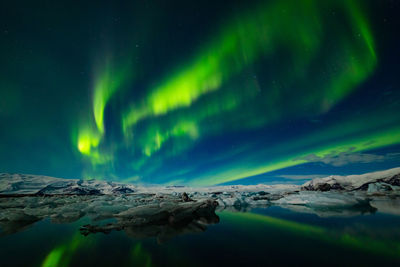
1 0 399 185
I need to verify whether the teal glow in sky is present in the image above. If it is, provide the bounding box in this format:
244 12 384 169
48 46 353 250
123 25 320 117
0 0 399 185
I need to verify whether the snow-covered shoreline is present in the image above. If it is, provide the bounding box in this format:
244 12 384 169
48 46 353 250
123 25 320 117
2 167 399 195
1 167 400 204
0 167 399 230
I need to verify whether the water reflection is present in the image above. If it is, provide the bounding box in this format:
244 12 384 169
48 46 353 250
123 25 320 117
1 198 400 266
80 206 219 244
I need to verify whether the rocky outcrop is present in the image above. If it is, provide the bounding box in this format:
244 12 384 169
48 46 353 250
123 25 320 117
80 199 219 243
1 167 400 239
0 173 136 195
301 167 400 192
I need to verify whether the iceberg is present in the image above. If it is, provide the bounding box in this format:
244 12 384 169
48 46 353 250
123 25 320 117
1 167 400 239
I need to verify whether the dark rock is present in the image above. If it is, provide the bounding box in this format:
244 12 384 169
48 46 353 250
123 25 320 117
318 183 332 191
80 199 219 243
181 192 193 202
252 193 282 201
66 187 102 195
35 182 74 196
112 187 134 194
302 182 344 192
301 184 313 191
358 183 370 191
268 194 284 201
330 183 345 190
386 174 400 186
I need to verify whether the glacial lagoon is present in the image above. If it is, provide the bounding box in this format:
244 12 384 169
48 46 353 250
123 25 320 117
1 206 400 267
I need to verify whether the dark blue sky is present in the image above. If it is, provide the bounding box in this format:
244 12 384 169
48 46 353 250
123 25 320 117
0 0 399 185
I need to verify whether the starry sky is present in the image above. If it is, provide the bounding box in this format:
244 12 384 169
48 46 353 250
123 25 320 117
0 0 399 185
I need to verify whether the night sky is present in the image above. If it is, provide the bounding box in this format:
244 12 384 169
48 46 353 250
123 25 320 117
0 0 399 185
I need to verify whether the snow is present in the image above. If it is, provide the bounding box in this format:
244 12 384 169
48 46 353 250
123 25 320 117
0 173 136 195
302 167 400 191
0 167 400 228
273 191 362 207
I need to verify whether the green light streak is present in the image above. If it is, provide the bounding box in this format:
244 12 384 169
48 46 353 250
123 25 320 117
76 126 101 156
221 212 400 258
321 0 377 109
41 234 85 267
122 0 321 129
221 212 325 236
73 56 132 174
70 0 384 183
192 126 400 186
122 0 377 159
346 0 376 60
93 60 129 134
131 243 153 267
72 121 112 175
42 246 65 267
128 82 257 158
141 120 199 157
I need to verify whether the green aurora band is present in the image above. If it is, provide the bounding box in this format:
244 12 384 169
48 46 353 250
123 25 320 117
221 212 400 258
41 234 152 267
41 234 88 267
73 56 133 174
40 212 400 266
122 0 375 129
189 124 400 186
121 0 376 157
71 0 400 184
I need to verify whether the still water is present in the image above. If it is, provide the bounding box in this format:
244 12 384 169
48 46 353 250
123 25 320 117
1 207 400 267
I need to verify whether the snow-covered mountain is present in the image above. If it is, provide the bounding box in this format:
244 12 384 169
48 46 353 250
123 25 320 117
0 173 136 195
302 167 400 191
0 167 400 232
1 167 400 195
